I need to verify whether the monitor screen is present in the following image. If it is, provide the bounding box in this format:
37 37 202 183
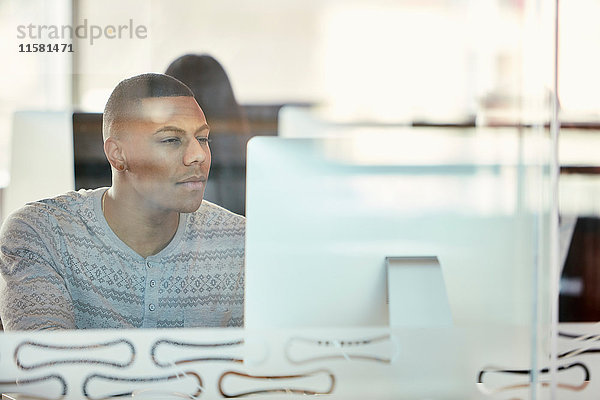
72 112 111 190
245 135 539 329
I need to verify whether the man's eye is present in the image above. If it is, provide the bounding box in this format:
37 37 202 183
162 138 180 144
197 137 211 144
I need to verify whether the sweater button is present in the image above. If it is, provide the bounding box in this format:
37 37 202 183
149 304 155 312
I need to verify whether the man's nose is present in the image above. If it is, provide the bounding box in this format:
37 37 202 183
183 138 207 165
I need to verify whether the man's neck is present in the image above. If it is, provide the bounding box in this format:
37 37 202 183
102 187 180 258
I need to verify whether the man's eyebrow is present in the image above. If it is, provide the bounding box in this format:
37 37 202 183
195 124 210 134
153 124 210 135
153 126 185 135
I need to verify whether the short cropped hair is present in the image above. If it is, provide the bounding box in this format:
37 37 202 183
103 73 194 140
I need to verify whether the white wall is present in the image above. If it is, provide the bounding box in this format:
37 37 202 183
2 0 598 118
71 0 540 122
0 0 71 181
73 0 326 109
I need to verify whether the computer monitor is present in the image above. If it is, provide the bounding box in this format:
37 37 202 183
72 112 111 190
2 111 75 219
245 135 540 329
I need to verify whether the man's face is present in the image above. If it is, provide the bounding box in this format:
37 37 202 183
119 96 211 213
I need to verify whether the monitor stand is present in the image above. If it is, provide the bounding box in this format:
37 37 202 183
387 256 453 327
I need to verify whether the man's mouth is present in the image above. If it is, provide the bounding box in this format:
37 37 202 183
177 176 207 190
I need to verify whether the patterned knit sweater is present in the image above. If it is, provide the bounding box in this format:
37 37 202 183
0 188 245 330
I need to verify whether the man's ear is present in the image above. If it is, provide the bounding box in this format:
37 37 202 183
104 137 127 172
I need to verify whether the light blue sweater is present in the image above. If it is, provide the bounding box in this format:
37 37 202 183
0 188 245 330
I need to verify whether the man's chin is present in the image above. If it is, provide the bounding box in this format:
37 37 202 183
177 198 204 214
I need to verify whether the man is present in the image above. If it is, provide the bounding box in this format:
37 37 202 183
0 73 245 330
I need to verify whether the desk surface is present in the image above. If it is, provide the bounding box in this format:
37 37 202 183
1 325 598 400
3 396 141 400
3 396 127 400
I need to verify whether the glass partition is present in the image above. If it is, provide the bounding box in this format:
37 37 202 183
244 126 553 398
0 0 568 398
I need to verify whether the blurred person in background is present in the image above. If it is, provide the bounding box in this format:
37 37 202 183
166 54 252 215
